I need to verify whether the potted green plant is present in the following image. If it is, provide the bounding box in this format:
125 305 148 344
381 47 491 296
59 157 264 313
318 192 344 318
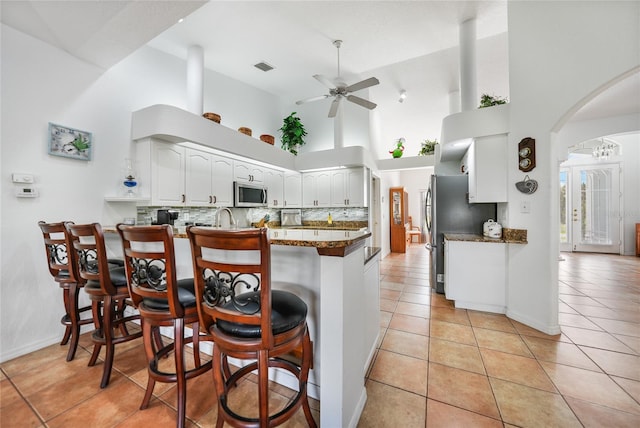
478 94 508 108
279 112 307 155
418 138 438 156
389 138 405 158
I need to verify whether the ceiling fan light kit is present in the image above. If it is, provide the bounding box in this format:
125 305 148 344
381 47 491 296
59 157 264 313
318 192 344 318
296 40 380 117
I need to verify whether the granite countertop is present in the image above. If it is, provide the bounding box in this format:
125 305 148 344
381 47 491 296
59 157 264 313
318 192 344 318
444 228 528 244
103 225 372 257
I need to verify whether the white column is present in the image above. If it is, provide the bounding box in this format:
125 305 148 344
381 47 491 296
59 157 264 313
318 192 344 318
448 90 461 114
459 18 477 111
187 45 204 115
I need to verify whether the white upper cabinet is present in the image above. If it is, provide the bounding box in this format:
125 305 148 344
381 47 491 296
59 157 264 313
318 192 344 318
464 136 507 203
185 149 212 206
302 171 331 208
264 168 284 208
283 172 302 208
183 147 235 207
234 160 264 184
132 138 368 209
151 142 186 206
330 167 366 207
141 140 234 207
210 155 234 206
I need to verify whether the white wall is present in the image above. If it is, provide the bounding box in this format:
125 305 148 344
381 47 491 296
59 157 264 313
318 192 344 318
505 1 639 333
0 24 285 362
400 169 432 228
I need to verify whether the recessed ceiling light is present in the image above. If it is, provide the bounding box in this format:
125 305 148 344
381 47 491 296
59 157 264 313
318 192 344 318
178 18 184 24
254 62 274 72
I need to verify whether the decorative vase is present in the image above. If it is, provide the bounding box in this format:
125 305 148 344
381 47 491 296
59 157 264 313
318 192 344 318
122 158 137 197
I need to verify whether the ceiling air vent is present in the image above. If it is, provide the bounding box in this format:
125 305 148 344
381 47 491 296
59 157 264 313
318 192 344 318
254 62 274 72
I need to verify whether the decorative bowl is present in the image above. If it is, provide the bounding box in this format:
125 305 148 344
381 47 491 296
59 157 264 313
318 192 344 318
238 127 252 136
260 134 275 145
202 112 221 123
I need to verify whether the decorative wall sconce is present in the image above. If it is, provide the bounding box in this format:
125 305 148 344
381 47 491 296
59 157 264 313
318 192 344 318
518 137 536 172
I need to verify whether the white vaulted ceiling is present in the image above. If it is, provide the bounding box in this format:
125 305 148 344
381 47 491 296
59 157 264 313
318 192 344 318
2 0 638 155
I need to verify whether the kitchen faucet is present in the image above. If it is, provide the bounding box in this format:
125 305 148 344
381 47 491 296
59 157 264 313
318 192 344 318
216 207 236 228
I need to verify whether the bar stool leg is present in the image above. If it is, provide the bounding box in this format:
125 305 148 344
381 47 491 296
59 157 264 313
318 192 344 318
66 283 81 361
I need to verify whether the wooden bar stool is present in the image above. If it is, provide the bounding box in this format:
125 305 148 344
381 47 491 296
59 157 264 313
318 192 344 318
65 222 142 388
187 226 316 428
117 224 212 428
38 221 93 361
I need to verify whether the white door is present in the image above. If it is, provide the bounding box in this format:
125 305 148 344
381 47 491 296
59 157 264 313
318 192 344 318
561 163 622 254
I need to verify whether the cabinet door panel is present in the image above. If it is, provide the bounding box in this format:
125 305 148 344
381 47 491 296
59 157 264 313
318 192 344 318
284 173 302 207
152 144 185 205
316 172 331 207
186 149 212 206
265 169 284 208
346 168 365 206
211 155 233 206
330 170 347 206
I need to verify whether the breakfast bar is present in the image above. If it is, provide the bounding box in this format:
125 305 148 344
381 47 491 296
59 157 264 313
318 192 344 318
105 226 380 428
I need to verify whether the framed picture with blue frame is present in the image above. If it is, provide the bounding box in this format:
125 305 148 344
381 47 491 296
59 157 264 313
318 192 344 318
48 122 92 161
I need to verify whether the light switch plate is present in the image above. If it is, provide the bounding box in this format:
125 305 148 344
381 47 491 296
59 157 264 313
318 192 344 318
12 173 34 183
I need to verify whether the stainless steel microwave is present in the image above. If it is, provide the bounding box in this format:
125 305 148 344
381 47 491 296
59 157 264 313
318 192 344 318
234 182 267 207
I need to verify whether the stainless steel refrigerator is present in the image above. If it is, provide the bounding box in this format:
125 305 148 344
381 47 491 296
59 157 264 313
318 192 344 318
425 175 496 294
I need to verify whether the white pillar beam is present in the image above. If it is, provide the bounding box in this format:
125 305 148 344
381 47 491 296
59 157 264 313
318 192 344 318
187 45 204 115
459 18 477 111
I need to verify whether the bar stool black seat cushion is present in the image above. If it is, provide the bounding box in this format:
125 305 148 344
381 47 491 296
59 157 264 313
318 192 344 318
84 266 127 292
142 278 196 311
217 290 307 338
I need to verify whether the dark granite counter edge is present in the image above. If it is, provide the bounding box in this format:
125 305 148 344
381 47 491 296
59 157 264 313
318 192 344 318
444 233 528 244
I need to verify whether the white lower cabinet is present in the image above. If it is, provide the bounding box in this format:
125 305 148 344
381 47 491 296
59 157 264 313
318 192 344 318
444 239 506 313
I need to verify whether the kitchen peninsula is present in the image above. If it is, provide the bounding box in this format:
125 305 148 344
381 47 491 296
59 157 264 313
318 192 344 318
104 226 380 428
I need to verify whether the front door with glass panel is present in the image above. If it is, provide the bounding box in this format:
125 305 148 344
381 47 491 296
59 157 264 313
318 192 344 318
560 163 621 254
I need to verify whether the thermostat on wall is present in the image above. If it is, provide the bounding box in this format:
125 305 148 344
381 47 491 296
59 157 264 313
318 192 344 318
16 186 38 198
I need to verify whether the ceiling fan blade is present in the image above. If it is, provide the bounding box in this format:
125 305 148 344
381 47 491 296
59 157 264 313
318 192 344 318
328 97 341 118
313 74 337 89
296 94 330 105
345 77 379 93
347 95 377 110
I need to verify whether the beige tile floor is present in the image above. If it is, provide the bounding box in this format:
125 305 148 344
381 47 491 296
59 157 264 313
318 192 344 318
2 246 639 427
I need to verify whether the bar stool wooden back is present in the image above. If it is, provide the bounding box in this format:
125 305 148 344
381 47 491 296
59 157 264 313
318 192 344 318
117 224 212 428
38 221 93 361
65 222 142 388
187 226 316 428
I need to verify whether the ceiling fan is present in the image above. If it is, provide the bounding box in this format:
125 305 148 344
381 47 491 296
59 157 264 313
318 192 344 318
296 40 380 118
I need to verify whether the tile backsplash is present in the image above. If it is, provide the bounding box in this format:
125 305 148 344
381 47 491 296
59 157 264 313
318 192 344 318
137 206 368 228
